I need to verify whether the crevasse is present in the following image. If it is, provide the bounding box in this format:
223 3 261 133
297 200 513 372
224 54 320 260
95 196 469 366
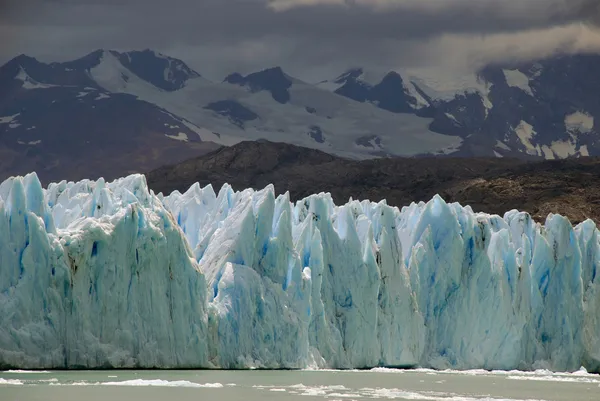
0 173 598 372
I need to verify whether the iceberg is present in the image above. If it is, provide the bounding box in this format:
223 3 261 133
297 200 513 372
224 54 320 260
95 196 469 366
0 173 599 372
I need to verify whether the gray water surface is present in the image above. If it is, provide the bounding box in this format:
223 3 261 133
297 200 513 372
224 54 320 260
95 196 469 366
1 368 599 401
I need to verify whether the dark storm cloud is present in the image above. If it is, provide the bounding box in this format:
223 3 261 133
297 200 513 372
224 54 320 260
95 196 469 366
4 0 599 41
1 0 600 79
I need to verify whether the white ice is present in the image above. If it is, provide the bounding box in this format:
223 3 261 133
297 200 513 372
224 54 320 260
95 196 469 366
0 173 599 372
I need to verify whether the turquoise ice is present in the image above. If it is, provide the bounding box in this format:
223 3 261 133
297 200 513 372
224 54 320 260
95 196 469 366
0 173 599 371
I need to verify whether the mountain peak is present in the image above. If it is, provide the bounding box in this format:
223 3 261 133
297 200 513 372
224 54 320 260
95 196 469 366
0 54 40 83
7 54 39 65
1 54 44 75
111 49 201 91
2 48 203 92
257 66 286 75
63 49 108 70
244 66 291 83
334 68 364 84
0 51 99 88
137 48 161 56
381 70 402 80
226 67 291 82
223 72 245 85
224 66 293 104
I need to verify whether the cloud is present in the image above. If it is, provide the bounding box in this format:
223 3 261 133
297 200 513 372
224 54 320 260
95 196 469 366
1 0 599 80
268 0 600 34
420 24 600 70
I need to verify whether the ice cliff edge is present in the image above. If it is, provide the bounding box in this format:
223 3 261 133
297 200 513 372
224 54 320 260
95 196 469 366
0 173 599 372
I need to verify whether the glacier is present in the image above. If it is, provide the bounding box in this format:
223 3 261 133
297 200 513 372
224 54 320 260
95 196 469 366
0 173 599 372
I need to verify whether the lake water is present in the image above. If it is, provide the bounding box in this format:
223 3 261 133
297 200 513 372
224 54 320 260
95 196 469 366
1 368 599 401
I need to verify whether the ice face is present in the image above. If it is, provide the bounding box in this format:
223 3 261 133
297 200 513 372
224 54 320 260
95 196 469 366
0 174 208 368
0 173 599 372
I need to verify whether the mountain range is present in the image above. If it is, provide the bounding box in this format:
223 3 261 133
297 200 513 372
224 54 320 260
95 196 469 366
1 48 599 182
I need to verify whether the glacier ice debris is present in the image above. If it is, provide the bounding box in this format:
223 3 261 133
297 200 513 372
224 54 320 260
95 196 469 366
0 173 599 372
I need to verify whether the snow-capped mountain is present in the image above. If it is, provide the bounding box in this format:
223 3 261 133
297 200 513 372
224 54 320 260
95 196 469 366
0 50 220 182
1 49 599 181
320 62 598 159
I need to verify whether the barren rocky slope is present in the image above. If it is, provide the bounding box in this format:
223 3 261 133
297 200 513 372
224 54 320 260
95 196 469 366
148 141 600 224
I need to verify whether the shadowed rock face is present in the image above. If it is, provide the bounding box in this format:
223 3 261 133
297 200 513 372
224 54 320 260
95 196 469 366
335 70 417 114
0 53 100 90
0 86 220 184
457 56 600 157
148 141 600 225
0 87 219 184
117 49 201 91
203 100 259 127
307 125 325 143
225 67 293 104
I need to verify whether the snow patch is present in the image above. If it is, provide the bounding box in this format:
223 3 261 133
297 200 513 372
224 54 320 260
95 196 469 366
17 140 41 145
0 113 20 124
94 93 110 100
550 139 578 159
445 113 461 126
541 145 555 160
481 93 493 117
400 68 490 101
403 81 430 108
316 80 344 92
178 118 231 144
357 69 388 86
15 67 56 90
432 138 463 155
495 141 511 151
165 132 189 142
565 112 594 134
514 121 541 156
90 51 159 95
503 69 533 96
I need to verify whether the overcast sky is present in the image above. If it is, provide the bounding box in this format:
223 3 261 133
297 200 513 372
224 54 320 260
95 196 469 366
2 0 600 81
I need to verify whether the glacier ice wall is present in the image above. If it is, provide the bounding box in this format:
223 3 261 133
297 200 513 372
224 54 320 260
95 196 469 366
1 173 599 372
0 175 208 368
